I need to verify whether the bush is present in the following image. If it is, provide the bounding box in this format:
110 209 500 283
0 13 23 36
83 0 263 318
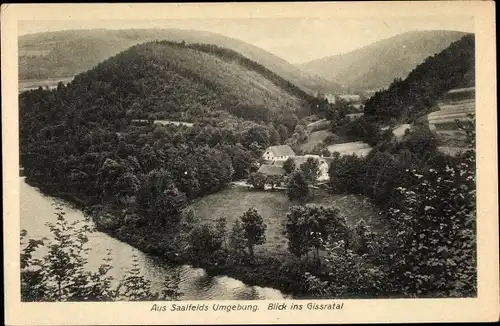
323 134 340 145
402 126 438 156
247 172 267 190
328 154 365 194
343 118 380 146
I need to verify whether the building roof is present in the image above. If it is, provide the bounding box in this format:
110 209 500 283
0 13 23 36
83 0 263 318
267 145 295 157
257 164 285 176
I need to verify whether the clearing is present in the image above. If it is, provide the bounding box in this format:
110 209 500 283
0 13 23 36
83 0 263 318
189 186 381 261
299 130 333 153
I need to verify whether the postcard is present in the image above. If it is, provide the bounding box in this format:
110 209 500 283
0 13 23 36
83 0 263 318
2 2 498 325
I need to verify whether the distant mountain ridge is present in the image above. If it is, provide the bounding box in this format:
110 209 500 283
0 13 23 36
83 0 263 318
19 28 342 95
298 30 470 92
363 34 475 122
20 40 319 128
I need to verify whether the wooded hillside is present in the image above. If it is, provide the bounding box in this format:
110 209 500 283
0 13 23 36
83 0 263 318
363 34 475 122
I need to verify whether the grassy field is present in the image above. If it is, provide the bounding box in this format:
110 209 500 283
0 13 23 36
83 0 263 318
19 76 75 93
189 186 381 261
299 130 332 152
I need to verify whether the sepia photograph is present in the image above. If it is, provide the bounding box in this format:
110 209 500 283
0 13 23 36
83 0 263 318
2 2 498 325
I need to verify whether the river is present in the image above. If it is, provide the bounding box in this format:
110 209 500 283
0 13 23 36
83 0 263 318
20 177 288 300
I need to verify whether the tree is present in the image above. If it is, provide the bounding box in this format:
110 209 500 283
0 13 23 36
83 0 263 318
300 157 321 195
321 148 331 157
287 171 310 202
138 169 187 228
382 117 476 297
352 218 377 257
116 172 141 197
188 224 221 264
305 240 387 298
277 124 289 142
225 144 256 179
96 158 123 199
228 220 246 259
239 208 267 259
402 126 438 157
284 206 310 259
156 183 188 226
283 157 296 175
214 217 228 251
267 123 281 145
285 124 310 146
247 172 267 190
328 154 365 194
267 174 284 189
285 205 350 264
20 203 181 301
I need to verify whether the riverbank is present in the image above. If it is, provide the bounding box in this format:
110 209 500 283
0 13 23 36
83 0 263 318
23 178 311 297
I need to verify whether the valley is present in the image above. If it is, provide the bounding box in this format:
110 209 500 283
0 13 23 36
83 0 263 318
19 27 477 301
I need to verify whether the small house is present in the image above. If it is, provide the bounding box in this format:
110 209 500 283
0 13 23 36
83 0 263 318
262 145 296 163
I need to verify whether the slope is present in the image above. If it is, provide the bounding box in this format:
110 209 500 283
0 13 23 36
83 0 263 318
298 30 469 92
19 28 342 95
20 40 316 125
363 34 475 122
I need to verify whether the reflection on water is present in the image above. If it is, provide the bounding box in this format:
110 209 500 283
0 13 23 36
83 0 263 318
20 178 289 300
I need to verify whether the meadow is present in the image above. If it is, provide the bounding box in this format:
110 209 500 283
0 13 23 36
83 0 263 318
189 185 381 261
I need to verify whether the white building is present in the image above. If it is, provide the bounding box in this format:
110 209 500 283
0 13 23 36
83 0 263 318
262 145 296 163
324 94 336 104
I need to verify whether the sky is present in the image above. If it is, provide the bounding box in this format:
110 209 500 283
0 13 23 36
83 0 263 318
18 16 474 63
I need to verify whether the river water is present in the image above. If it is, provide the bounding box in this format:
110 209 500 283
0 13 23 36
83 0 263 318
20 178 288 300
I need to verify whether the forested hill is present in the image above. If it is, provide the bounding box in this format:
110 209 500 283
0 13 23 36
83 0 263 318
22 40 318 124
363 34 475 122
19 28 342 95
20 40 318 217
298 30 468 92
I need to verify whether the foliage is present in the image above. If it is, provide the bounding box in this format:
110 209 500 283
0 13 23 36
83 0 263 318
286 125 310 146
228 220 247 260
401 125 438 156
137 169 187 227
188 223 222 264
328 154 365 194
266 174 284 189
364 34 475 122
239 208 267 259
247 172 267 190
214 217 228 251
286 171 310 202
300 157 321 185
305 240 387 298
342 117 381 146
381 118 476 297
20 204 181 301
285 205 350 264
282 157 296 175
